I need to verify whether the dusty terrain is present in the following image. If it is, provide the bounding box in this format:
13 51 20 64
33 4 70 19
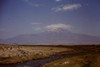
0 44 100 67
43 54 100 67
0 44 72 64
42 45 100 67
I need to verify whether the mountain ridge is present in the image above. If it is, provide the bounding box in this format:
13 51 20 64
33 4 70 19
0 30 100 45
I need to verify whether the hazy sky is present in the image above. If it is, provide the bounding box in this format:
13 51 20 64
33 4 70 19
0 0 100 39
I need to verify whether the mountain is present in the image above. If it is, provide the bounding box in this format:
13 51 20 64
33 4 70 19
0 39 7 44
1 30 100 45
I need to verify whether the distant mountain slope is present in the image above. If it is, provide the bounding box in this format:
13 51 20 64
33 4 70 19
1 30 100 45
0 39 6 44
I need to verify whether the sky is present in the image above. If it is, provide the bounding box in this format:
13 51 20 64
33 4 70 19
0 0 100 39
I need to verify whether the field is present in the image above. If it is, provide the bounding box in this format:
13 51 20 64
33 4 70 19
0 44 100 67
42 45 100 67
0 44 72 64
42 54 100 67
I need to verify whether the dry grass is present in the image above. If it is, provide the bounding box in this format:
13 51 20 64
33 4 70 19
42 54 100 67
0 45 72 64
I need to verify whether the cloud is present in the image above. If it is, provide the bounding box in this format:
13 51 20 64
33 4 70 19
34 27 42 31
32 23 71 33
23 0 40 7
55 0 62 2
52 4 82 12
45 23 71 32
29 3 40 7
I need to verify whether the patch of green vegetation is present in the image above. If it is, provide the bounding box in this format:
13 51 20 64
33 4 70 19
42 54 100 67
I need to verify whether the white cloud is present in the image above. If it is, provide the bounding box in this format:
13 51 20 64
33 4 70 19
45 23 71 32
29 3 40 7
52 4 82 12
23 0 40 7
55 0 62 2
32 23 71 33
34 27 42 31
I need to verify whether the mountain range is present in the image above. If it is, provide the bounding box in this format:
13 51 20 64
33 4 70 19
0 30 100 45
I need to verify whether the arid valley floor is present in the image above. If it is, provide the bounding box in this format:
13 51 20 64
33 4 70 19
0 44 100 67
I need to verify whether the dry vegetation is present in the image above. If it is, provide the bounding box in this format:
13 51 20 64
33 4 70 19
42 45 100 67
0 44 100 67
42 54 100 67
0 44 72 64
